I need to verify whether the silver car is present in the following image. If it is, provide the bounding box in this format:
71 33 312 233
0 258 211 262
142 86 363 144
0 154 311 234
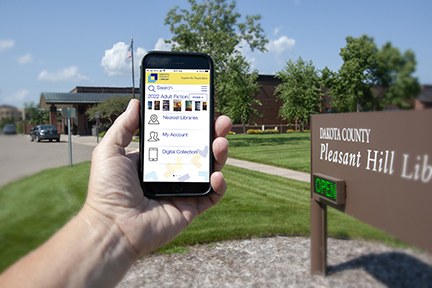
2 124 17 134
30 125 60 142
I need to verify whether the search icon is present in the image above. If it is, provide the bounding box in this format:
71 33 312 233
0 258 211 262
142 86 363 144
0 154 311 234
148 85 155 92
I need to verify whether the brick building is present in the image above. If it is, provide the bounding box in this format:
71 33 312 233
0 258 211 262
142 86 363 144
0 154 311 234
38 79 431 135
0 105 25 123
415 85 432 109
39 86 138 135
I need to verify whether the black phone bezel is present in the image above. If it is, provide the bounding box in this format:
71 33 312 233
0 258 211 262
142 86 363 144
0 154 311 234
139 51 214 198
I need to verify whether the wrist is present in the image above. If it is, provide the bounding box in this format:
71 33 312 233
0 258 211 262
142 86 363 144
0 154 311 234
0 204 139 288
78 203 139 259
74 205 138 286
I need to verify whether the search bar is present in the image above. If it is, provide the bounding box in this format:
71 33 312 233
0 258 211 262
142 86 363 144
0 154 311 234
146 84 207 93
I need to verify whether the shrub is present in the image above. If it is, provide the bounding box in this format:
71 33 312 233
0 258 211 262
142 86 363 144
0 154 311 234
245 129 279 134
263 129 279 134
287 129 310 133
246 129 263 134
16 120 27 134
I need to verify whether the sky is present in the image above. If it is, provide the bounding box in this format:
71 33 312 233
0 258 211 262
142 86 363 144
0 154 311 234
0 0 431 108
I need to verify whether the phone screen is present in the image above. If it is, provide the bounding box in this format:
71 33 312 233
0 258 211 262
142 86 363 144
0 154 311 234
141 63 212 193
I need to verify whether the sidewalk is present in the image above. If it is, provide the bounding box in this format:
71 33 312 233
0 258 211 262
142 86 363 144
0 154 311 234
66 135 310 183
61 134 139 153
226 158 310 183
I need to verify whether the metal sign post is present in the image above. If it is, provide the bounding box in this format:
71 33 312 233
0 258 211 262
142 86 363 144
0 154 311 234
310 198 327 275
68 110 72 167
62 107 76 167
95 111 99 143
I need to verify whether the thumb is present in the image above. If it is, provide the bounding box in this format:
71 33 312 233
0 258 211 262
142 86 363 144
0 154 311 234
102 99 140 149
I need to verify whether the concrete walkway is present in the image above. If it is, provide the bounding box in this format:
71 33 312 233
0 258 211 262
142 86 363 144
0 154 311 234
226 158 310 183
64 135 139 153
69 135 310 183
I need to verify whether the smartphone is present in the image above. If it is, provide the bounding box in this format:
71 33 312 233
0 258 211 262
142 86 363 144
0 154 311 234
139 51 214 197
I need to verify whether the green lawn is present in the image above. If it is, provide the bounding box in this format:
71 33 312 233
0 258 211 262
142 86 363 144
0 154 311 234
0 160 404 272
0 162 90 272
227 133 311 173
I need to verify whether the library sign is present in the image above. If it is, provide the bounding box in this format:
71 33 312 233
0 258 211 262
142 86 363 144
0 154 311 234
310 109 432 275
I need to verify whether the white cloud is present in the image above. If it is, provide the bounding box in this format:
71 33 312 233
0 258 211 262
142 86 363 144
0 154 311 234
38 66 90 82
267 36 296 54
154 38 172 51
136 47 146 62
3 89 30 106
0 39 15 52
18 53 33 64
101 42 147 76
273 28 280 36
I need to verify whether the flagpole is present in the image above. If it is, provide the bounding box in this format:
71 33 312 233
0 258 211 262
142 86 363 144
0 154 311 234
131 37 135 99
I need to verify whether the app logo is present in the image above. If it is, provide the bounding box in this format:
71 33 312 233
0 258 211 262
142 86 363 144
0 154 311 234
148 73 158 83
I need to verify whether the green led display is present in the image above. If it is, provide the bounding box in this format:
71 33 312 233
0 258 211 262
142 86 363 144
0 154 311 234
314 175 337 202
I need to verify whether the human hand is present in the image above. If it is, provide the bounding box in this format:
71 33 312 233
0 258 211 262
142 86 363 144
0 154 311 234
0 99 230 288
82 99 232 259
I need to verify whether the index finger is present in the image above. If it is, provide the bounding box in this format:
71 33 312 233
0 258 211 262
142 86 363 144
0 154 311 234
214 115 232 138
213 115 232 172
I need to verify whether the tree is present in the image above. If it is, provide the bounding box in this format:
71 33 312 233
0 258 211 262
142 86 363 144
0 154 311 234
165 0 268 113
324 35 420 112
375 42 420 110
327 35 379 112
275 57 323 132
217 55 261 133
24 102 49 125
86 95 133 126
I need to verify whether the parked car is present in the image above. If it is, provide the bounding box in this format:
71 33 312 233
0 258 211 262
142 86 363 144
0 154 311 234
30 125 60 142
2 124 17 134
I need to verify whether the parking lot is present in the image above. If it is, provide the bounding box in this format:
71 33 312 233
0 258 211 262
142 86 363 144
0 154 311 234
0 134 95 187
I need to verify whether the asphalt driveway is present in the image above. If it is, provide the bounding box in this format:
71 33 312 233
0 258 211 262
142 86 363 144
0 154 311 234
0 134 95 187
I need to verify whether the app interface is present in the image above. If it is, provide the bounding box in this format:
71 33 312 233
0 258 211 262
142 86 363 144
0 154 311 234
143 69 210 183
